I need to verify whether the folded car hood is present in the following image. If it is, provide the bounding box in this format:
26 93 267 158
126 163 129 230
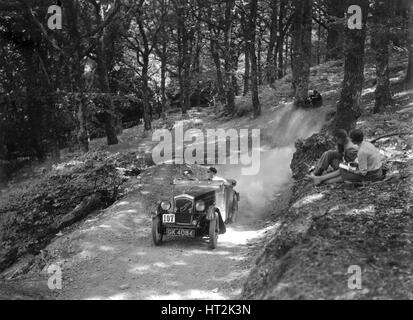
174 185 218 198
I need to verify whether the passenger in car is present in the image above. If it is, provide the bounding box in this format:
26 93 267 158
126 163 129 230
207 167 227 182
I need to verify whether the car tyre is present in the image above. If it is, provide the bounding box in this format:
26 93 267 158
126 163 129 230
152 216 163 246
208 214 219 249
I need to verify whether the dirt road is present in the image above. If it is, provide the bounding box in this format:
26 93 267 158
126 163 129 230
35 191 272 300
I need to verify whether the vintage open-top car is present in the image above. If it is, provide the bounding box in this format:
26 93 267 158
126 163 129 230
151 178 239 249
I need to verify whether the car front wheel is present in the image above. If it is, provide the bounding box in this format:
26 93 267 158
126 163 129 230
152 216 163 246
208 214 219 249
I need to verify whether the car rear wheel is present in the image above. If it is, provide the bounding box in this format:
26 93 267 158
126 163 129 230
208 214 219 249
152 216 163 246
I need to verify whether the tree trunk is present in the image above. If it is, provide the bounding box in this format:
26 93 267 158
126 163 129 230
406 2 413 85
27 98 45 161
192 28 202 74
76 93 89 153
243 42 250 95
24 50 45 160
66 0 89 152
95 13 118 145
257 37 263 85
182 36 192 114
287 35 291 76
277 0 286 79
334 0 369 132
242 9 250 95
0 161 7 188
160 40 167 119
0 128 7 186
223 0 236 115
74 55 89 153
291 0 313 108
372 0 393 114
325 0 345 61
249 0 260 118
210 34 226 103
232 52 240 96
277 37 284 79
159 0 168 119
317 23 321 65
142 54 152 131
265 0 278 84
176 2 192 115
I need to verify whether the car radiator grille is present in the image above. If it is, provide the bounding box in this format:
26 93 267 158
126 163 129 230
174 197 193 224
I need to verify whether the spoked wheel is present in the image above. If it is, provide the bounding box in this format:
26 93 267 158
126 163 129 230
208 214 219 249
152 216 163 246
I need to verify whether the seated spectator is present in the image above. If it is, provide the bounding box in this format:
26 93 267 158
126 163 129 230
310 129 358 176
340 129 384 182
307 129 384 186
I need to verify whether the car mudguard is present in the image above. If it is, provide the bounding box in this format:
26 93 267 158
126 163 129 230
207 206 226 235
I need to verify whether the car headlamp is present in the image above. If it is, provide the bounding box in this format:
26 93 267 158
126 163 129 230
160 200 171 211
195 200 206 212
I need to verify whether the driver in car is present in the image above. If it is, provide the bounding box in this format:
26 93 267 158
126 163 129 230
183 169 198 180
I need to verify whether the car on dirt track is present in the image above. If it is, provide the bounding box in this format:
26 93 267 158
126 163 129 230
151 178 239 249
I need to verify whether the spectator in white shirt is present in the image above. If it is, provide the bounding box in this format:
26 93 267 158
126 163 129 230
307 129 384 185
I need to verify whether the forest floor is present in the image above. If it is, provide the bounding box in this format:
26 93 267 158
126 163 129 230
1 51 411 300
